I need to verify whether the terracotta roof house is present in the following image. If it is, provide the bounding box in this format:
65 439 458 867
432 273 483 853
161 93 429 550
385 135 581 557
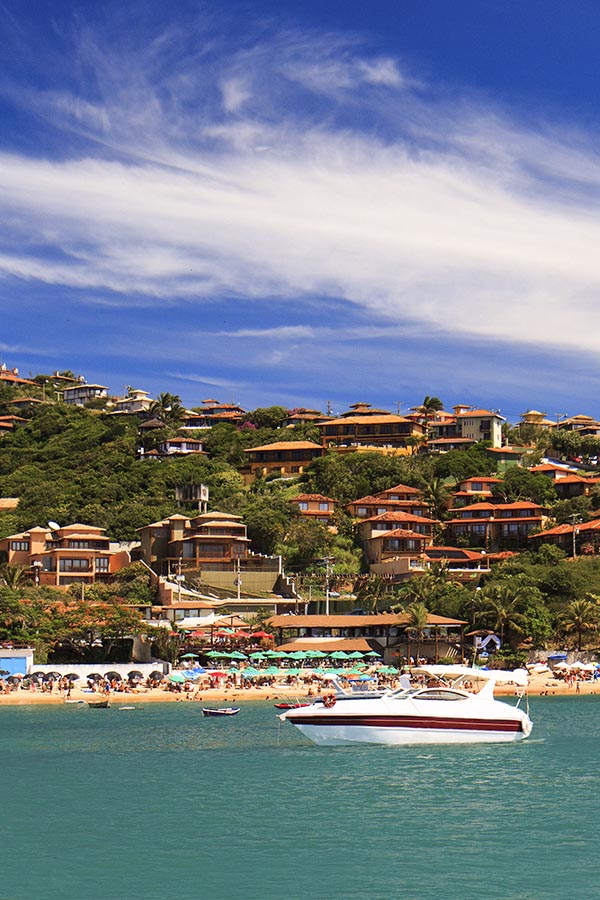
346 484 428 519
446 501 548 550
181 399 246 429
529 518 600 557
290 494 336 525
241 440 324 483
316 403 425 450
450 476 503 508
0 523 132 589
156 436 207 457
0 365 36 387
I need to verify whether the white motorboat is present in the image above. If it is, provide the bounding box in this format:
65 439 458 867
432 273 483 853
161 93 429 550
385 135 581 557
278 666 532 746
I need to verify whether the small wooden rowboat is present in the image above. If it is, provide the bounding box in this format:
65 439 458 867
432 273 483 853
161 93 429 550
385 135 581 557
202 707 240 717
87 699 110 708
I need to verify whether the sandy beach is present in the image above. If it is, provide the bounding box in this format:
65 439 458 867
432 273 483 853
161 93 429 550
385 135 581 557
1 669 598 705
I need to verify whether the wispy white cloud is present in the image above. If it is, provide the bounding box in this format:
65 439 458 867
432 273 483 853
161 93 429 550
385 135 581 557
2 16 600 363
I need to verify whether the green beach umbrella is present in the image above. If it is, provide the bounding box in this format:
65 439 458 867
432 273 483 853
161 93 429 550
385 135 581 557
347 651 365 659
180 652 199 659
307 650 327 658
249 652 266 660
263 666 281 676
365 651 382 658
329 651 349 660
229 651 248 660
168 673 187 683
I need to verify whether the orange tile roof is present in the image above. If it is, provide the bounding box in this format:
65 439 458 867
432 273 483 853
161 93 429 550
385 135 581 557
318 414 411 426
244 441 323 452
455 409 500 418
291 494 336 502
364 511 439 524
374 528 428 540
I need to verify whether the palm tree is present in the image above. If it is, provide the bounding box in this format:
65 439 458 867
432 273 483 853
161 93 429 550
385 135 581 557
0 563 28 589
149 392 185 427
561 596 600 651
355 576 394 614
419 474 451 521
476 581 528 647
404 601 430 664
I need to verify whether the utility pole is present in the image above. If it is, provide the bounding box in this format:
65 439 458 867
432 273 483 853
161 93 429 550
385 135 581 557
323 556 334 615
569 514 580 558
235 556 242 602
177 557 183 603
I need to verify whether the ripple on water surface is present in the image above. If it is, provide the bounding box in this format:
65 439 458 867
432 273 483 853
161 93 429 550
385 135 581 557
0 697 598 900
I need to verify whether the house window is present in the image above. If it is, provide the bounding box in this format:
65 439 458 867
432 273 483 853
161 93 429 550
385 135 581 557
10 541 29 551
95 557 109 572
318 502 329 511
298 502 309 510
59 558 91 572
377 508 387 515
471 482 482 492
357 507 368 517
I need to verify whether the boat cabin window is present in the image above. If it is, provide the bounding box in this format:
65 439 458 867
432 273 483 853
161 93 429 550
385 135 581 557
415 689 465 701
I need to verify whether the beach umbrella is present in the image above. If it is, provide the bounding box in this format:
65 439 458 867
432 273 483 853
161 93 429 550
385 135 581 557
43 671 62 681
64 673 80 681
347 651 365 659
6 675 21 684
329 651 349 660
364 651 382 658
249 652 266 660
149 670 165 681
233 631 251 639
359 674 376 681
249 631 272 639
180 653 199 659
263 666 281 676
168 673 187 683
241 666 260 677
105 671 122 681
86 673 104 682
229 651 248 660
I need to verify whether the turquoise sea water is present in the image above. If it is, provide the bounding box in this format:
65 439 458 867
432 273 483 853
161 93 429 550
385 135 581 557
0 697 597 900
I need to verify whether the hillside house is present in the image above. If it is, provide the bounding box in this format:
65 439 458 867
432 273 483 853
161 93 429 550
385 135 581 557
0 523 132 588
446 501 548 549
242 440 324 483
290 494 336 525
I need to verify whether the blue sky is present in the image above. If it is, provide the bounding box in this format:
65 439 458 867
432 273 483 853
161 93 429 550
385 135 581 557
2 0 600 422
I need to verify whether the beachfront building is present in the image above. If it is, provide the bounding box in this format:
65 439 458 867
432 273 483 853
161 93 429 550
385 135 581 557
241 440 324 483
315 402 425 450
267 612 468 664
445 501 548 550
0 523 132 588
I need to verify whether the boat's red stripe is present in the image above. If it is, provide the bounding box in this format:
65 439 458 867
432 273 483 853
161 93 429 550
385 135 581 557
287 715 523 733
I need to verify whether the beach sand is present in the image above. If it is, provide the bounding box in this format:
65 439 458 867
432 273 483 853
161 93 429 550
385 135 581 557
0 670 597 705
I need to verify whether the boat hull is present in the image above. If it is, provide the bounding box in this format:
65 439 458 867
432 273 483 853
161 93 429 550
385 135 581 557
287 717 530 746
282 694 532 746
